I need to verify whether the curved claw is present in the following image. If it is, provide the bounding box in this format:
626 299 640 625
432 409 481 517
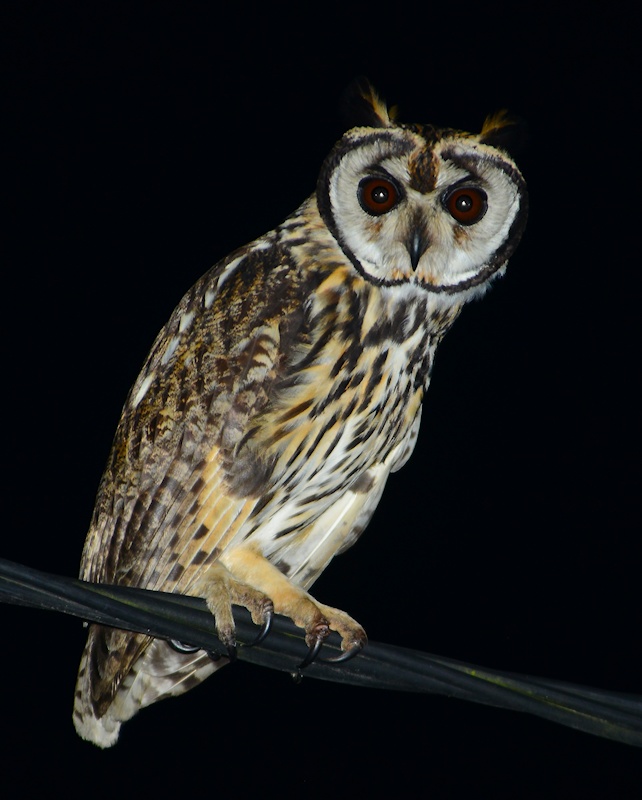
206 649 222 662
168 639 201 654
206 642 237 663
318 642 364 664
245 607 273 647
169 638 237 662
297 635 325 670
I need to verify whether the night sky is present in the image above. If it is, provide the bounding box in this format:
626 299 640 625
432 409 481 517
4 3 640 796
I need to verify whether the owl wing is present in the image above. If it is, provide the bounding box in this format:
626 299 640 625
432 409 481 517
79 238 310 708
82 238 293 585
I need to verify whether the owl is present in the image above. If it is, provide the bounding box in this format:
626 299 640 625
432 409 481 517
73 80 527 747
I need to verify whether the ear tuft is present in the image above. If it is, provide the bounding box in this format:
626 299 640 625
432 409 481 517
341 77 394 129
479 110 528 157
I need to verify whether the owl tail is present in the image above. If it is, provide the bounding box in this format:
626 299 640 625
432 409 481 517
73 628 224 748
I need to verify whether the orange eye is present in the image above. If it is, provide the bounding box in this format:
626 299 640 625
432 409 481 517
358 176 401 216
443 186 488 225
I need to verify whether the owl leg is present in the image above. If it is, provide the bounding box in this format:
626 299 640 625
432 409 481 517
190 562 274 656
220 545 367 660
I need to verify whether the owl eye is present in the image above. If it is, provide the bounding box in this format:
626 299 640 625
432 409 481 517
358 176 402 216
443 186 488 225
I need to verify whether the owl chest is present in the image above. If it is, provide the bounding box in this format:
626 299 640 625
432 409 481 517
262 315 435 503
232 312 434 558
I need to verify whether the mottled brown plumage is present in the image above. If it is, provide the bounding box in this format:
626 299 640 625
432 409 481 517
74 81 527 746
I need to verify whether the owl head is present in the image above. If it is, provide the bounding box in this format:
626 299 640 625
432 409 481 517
316 79 528 297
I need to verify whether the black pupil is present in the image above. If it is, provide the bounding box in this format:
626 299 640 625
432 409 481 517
371 185 389 204
455 194 473 212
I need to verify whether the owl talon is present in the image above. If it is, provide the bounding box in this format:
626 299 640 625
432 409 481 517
168 639 201 654
318 641 364 664
216 626 237 662
206 649 222 661
297 635 325 669
204 643 237 662
169 638 239 664
245 606 273 647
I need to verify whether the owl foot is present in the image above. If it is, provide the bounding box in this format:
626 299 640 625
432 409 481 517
190 562 274 658
296 608 366 669
220 546 367 667
301 602 367 666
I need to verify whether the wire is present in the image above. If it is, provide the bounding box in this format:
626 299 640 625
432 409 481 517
1 557 641 747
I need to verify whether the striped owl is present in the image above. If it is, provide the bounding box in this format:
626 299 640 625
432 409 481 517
74 80 527 746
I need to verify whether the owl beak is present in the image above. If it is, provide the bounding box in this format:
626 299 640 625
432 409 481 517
406 229 430 271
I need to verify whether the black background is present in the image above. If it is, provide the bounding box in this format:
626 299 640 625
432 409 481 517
3 2 640 797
